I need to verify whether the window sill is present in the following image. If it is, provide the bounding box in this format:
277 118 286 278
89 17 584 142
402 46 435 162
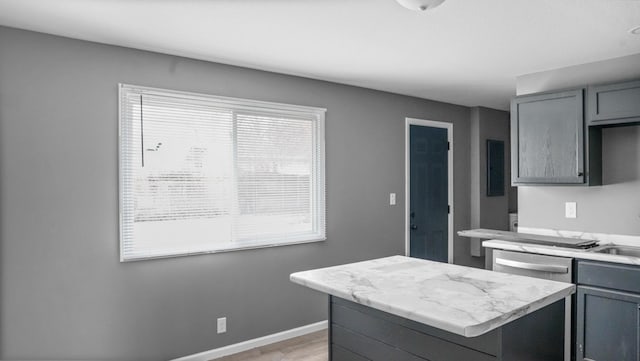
120 236 327 262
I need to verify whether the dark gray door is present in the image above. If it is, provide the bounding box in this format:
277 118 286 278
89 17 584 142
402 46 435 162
576 286 640 361
409 125 448 262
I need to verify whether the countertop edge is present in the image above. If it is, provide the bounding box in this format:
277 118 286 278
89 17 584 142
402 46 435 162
290 270 575 338
462 285 575 337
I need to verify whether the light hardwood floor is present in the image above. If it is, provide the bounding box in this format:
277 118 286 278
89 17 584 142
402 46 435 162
211 330 328 361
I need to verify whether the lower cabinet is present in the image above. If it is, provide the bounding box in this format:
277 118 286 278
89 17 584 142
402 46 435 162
576 261 640 361
576 286 640 361
330 295 565 361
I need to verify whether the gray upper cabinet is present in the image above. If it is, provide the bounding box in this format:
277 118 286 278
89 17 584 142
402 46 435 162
588 79 640 126
511 89 593 185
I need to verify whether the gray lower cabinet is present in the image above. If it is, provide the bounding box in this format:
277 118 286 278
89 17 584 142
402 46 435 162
511 88 601 186
587 79 640 126
576 286 640 361
576 260 640 361
330 295 565 361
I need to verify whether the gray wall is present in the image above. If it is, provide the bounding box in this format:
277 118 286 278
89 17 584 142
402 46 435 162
516 55 640 236
0 27 474 360
469 107 514 259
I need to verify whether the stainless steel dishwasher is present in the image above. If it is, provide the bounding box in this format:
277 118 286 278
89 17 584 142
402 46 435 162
492 249 573 361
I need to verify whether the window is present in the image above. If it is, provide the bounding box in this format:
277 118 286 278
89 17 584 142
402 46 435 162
119 84 326 261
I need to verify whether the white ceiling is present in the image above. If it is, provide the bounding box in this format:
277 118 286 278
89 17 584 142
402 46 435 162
0 0 639 110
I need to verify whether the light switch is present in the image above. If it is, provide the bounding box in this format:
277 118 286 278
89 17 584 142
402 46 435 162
565 202 577 219
389 193 396 206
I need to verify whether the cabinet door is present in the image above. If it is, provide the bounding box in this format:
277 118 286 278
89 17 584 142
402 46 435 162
511 89 584 184
576 286 640 361
588 79 640 126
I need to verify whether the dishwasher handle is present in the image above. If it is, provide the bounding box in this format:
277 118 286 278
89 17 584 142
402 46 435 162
495 258 569 274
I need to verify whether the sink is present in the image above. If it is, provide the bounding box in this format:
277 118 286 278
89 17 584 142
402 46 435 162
588 244 640 258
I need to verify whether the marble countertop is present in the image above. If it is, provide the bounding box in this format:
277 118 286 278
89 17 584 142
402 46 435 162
483 239 640 266
290 255 574 337
482 226 640 266
458 228 597 248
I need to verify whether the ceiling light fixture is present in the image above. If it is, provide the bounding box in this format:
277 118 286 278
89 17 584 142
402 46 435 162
395 0 446 11
630 26 640 35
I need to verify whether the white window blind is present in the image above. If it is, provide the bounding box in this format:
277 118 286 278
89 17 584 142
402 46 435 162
119 84 326 261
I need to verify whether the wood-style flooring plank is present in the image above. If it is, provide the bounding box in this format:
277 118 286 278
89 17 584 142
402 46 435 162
211 330 328 361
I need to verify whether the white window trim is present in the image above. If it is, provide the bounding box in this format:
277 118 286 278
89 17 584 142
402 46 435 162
118 84 327 262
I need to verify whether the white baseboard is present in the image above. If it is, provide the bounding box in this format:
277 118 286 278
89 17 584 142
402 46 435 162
171 320 328 361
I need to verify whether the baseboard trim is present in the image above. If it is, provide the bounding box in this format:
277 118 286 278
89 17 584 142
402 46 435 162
171 320 328 361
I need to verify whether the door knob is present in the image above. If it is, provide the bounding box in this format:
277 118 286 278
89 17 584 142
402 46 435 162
410 224 418 230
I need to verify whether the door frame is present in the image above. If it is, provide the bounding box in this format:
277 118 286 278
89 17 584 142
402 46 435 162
404 118 454 263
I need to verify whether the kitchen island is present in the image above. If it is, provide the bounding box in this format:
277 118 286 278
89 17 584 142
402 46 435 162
290 255 575 361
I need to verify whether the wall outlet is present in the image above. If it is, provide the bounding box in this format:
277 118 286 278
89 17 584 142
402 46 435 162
565 202 577 219
389 193 396 206
217 317 227 334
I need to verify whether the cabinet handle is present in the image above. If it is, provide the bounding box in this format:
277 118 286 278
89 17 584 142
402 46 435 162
495 258 569 273
578 172 584 177
584 358 596 361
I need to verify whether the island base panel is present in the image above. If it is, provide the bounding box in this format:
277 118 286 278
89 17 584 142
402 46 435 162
329 296 564 361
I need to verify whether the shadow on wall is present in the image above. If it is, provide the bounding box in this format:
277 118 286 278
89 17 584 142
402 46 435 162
602 126 640 185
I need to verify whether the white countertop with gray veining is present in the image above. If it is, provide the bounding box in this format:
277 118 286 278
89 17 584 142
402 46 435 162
483 240 640 266
483 227 640 266
290 255 574 337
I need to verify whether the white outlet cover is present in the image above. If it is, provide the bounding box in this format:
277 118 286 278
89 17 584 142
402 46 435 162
217 317 227 334
565 202 577 219
389 193 396 206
